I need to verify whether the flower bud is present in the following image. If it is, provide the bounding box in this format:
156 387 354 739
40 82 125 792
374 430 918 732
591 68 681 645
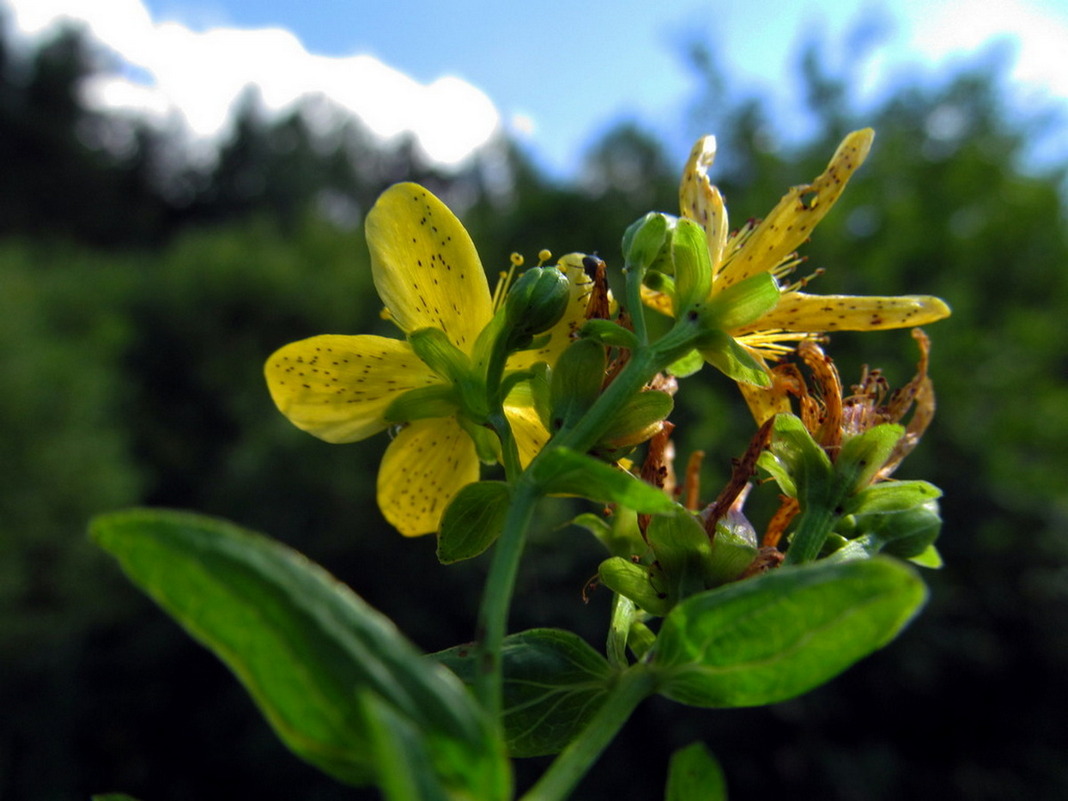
503 266 571 350
622 212 676 274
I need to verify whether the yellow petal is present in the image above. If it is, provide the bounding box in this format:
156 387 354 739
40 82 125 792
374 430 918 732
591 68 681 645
376 417 478 536
508 257 595 370
366 183 492 352
738 380 793 426
265 334 442 443
639 283 675 317
504 401 551 467
737 292 951 334
719 129 874 289
679 135 729 272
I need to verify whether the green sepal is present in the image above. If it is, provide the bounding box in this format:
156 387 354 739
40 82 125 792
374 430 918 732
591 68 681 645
697 330 771 387
647 512 716 604
701 272 780 331
598 556 672 617
643 270 676 297
672 218 714 314
458 417 501 465
593 389 673 451
665 742 727 801
530 448 678 513
549 338 606 432
580 318 640 350
841 479 942 517
909 543 943 569
90 509 509 796
829 499 943 563
437 481 512 564
572 508 645 558
706 521 760 586
651 557 927 708
836 424 905 495
383 384 459 423
408 326 472 383
666 348 704 378
433 629 614 757
627 620 657 660
761 414 834 502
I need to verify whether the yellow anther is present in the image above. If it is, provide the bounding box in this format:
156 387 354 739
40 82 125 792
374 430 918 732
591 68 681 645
537 249 552 265
510 252 525 267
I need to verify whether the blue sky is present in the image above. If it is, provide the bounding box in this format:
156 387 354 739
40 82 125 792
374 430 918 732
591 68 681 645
7 0 1068 175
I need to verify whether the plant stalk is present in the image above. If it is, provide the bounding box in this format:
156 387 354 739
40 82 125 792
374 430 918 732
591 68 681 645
520 665 657 801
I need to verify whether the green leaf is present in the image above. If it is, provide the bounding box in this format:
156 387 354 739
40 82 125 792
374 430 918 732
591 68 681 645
666 347 704 378
437 481 512 564
531 448 678 514
433 629 615 757
359 690 452 801
697 330 771 387
665 742 727 801
549 338 607 431
91 509 510 798
580 318 640 350
652 557 927 708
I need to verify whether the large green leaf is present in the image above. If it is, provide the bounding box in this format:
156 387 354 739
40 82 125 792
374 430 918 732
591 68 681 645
434 628 615 757
651 557 927 708
91 509 510 798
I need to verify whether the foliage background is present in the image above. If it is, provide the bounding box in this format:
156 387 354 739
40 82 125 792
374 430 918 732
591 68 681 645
2 18 1066 801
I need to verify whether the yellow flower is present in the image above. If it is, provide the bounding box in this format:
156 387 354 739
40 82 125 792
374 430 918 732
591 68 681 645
647 129 950 422
265 183 592 536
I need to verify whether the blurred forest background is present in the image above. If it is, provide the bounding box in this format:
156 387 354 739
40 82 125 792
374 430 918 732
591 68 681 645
2 13 1067 801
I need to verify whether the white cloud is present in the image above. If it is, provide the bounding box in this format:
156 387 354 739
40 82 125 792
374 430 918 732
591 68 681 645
907 0 1068 98
1 0 501 167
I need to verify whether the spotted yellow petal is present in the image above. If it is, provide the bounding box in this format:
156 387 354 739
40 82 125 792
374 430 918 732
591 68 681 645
738 292 951 334
679 135 729 272
719 129 874 290
265 334 442 443
376 416 478 536
504 401 551 467
366 182 492 352
508 257 595 370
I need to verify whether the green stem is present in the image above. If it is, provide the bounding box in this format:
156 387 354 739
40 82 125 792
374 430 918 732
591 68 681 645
624 264 649 346
783 502 840 565
520 665 658 801
555 319 700 455
472 475 538 719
